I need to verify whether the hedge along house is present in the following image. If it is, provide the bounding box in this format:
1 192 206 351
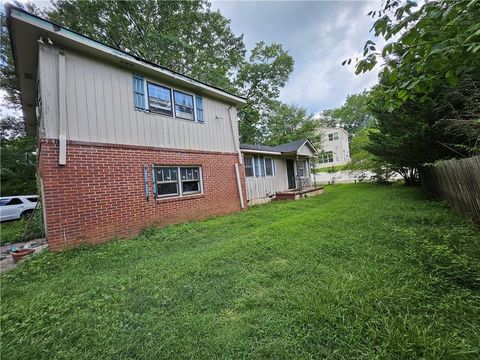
6 5 247 251
240 139 318 205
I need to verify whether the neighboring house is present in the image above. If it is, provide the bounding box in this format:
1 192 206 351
316 127 350 168
6 5 247 251
240 139 317 204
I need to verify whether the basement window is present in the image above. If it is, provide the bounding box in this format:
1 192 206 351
154 166 202 199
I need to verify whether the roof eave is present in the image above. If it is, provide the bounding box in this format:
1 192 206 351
7 5 247 107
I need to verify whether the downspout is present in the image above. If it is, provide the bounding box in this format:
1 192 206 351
228 106 245 209
58 50 67 165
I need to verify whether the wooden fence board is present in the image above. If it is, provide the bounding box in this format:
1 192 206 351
420 156 480 225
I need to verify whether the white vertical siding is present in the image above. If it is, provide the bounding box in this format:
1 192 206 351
245 156 289 202
38 45 239 153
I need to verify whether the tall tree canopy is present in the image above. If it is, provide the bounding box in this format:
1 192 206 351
48 0 245 91
264 102 321 149
322 91 375 135
344 0 480 183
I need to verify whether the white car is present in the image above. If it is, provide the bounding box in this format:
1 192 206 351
0 195 39 222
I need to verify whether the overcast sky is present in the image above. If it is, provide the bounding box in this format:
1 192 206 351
212 0 381 113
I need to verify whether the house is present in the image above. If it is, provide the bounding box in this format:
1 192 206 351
240 139 318 204
6 5 248 251
316 127 350 168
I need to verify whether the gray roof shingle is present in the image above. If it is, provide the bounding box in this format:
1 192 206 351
240 139 316 155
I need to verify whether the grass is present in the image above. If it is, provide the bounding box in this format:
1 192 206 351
0 211 44 245
1 184 479 359
1 219 27 245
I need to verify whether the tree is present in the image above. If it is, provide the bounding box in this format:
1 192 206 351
48 0 245 91
235 42 294 143
1 136 37 195
264 102 321 149
322 91 375 135
352 0 480 109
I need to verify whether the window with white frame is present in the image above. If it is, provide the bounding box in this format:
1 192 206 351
154 166 202 198
297 159 307 177
319 151 334 163
147 82 173 116
174 90 195 120
328 132 339 141
265 157 274 176
244 156 254 177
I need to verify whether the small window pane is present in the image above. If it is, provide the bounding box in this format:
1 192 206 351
244 156 254 177
265 158 274 176
174 91 194 120
27 197 38 202
148 83 172 115
182 181 200 194
158 182 179 196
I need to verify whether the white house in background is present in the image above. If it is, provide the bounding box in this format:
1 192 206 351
316 127 350 168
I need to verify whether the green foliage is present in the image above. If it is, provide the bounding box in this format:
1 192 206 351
345 0 480 178
236 42 295 144
48 0 245 92
1 208 44 245
0 136 37 195
353 0 480 107
263 102 321 149
2 184 480 358
322 91 376 135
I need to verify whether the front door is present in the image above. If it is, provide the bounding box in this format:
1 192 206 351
286 159 296 189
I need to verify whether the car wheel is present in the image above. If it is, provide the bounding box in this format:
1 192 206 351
21 210 34 219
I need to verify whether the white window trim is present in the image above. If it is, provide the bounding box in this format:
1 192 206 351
154 165 203 199
244 155 255 177
143 79 201 123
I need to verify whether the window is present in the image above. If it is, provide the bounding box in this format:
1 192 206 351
154 166 202 198
319 151 334 163
265 157 274 176
0 198 23 206
27 197 38 203
181 167 201 194
147 82 172 116
328 132 339 141
244 156 254 177
297 160 307 177
174 91 195 120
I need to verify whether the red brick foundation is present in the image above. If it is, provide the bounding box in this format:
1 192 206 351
39 140 247 252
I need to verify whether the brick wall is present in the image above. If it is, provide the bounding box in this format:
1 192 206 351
39 140 247 252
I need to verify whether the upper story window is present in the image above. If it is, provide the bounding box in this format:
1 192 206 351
134 74 204 123
174 90 194 121
147 82 173 116
328 132 339 141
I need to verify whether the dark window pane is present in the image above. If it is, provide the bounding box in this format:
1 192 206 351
182 181 199 194
2 198 23 206
265 158 273 176
27 197 38 202
158 183 179 196
181 167 199 180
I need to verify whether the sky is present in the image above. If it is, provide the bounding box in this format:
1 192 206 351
212 0 382 113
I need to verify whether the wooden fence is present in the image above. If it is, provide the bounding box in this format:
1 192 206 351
420 156 480 225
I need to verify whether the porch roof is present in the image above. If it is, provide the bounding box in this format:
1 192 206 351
240 139 317 157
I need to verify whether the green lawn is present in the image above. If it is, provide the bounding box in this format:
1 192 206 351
1 184 479 359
